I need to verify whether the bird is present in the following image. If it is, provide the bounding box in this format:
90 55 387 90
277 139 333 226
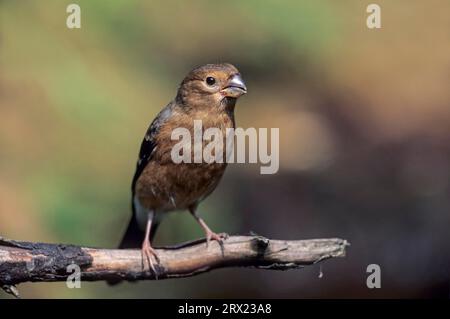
119 63 247 274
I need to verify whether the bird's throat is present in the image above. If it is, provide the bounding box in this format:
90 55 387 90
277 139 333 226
222 97 237 115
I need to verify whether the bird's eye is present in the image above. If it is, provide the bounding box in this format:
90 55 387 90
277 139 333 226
206 76 216 86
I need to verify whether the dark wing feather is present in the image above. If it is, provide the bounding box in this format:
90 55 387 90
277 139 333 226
131 102 174 194
117 102 174 250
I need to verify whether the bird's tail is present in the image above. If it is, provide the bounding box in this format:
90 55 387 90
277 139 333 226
118 213 160 248
107 210 159 286
118 214 145 249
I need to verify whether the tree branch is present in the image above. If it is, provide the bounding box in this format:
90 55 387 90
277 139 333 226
0 235 349 297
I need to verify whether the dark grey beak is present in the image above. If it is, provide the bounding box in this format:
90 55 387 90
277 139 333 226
221 74 247 98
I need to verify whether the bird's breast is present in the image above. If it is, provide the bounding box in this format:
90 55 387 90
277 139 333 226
135 108 234 211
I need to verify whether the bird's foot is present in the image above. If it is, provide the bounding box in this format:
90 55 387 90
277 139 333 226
141 241 160 279
205 231 228 247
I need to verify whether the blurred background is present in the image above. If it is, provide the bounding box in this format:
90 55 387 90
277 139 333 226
1 0 450 298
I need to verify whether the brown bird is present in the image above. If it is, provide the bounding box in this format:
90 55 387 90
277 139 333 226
119 63 247 273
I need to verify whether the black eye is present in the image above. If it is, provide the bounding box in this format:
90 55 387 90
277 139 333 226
206 76 216 86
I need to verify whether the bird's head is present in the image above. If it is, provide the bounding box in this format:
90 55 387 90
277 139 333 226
176 63 247 109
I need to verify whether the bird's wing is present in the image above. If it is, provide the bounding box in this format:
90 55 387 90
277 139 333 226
131 102 174 194
119 102 174 250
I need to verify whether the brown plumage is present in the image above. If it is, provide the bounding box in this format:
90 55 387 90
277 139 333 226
119 63 247 274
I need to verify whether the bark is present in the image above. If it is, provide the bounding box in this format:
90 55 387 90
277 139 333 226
0 235 349 298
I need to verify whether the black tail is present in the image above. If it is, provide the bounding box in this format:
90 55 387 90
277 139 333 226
107 212 160 285
118 215 145 249
118 214 160 249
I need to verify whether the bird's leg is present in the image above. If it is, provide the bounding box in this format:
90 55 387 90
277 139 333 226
189 206 228 247
141 211 160 277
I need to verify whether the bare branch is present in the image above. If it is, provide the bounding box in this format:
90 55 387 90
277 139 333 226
0 235 349 296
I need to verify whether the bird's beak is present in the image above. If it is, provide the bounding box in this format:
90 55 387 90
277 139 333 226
221 74 247 98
